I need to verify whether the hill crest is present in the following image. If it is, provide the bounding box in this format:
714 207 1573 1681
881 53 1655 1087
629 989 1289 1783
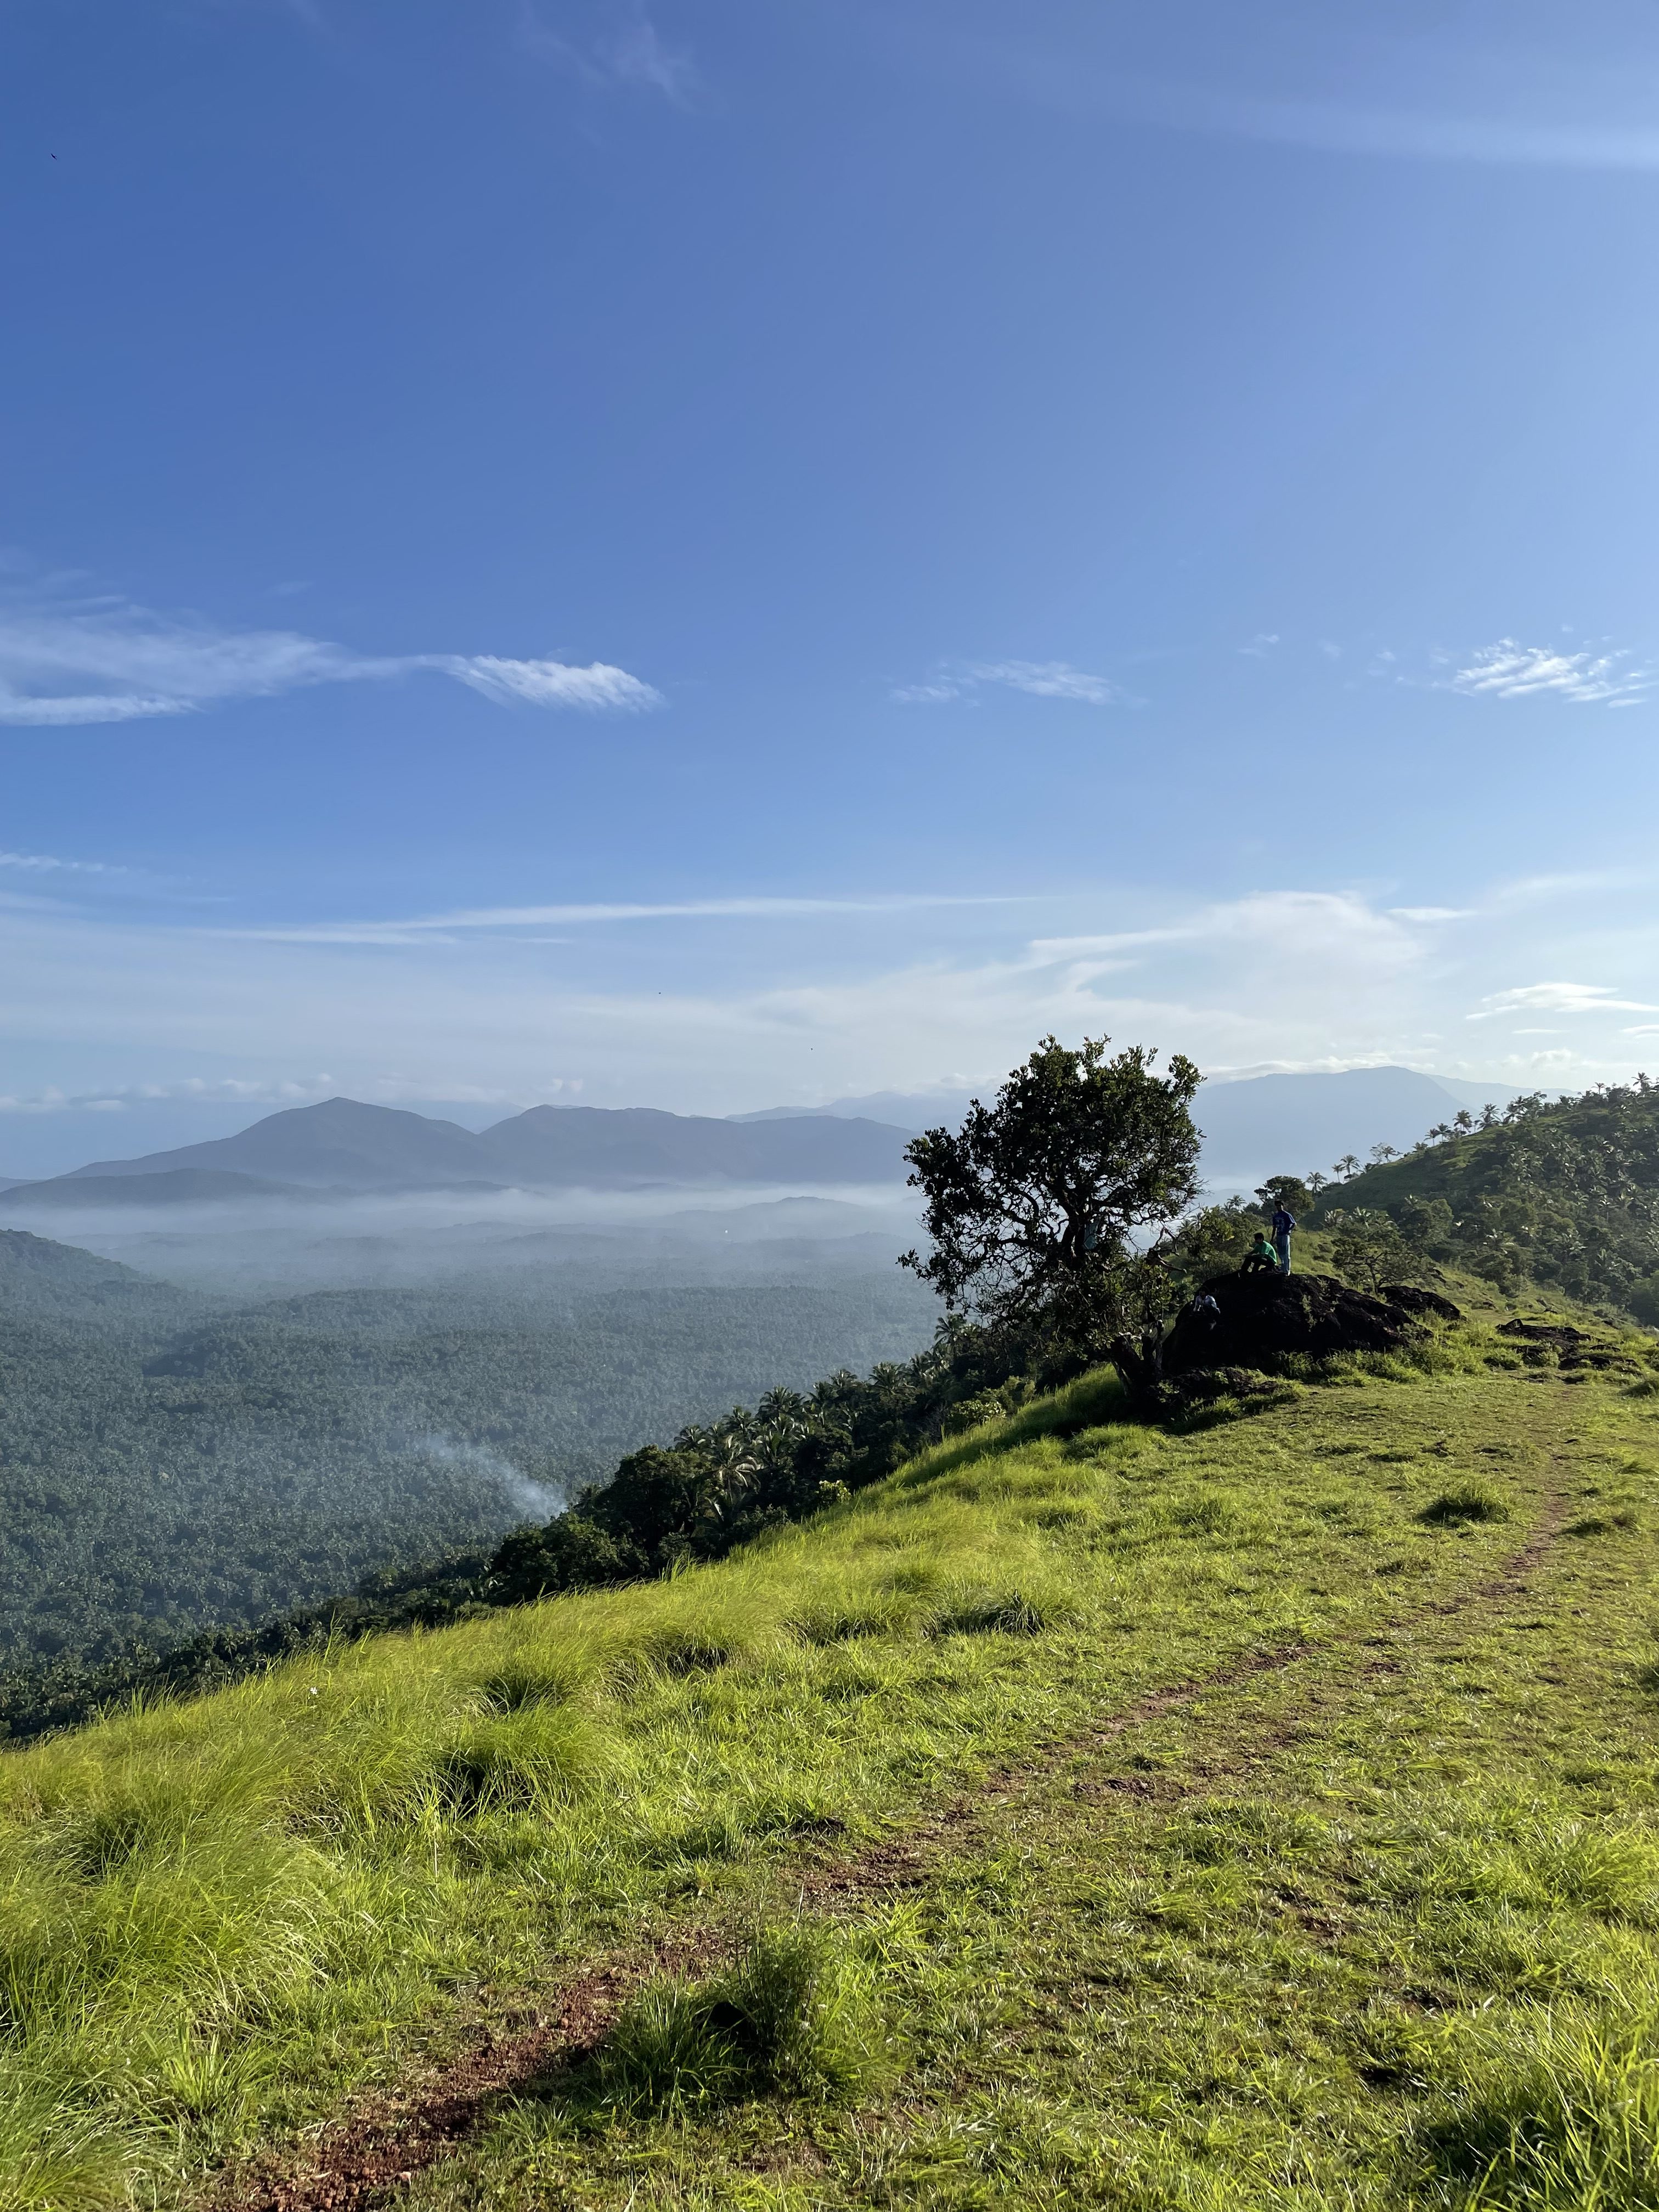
10 1097 915 1199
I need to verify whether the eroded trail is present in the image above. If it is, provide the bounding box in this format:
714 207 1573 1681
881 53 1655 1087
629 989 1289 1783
211 1439 1577 2212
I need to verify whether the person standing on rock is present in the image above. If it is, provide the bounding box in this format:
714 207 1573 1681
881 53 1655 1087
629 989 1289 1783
1271 1199 1297 1274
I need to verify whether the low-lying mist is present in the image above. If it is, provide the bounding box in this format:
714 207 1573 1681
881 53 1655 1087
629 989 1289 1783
0 1180 924 1295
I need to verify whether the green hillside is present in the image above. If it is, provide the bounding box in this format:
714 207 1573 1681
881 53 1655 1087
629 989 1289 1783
5 1309 1659 2209
1306 1077 1659 1313
0 1229 194 1327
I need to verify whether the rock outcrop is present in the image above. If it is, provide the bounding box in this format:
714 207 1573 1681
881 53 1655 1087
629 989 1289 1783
1162 1268 1424 1376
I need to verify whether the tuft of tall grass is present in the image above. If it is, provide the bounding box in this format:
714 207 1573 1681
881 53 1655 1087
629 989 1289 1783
0 2091 131 2212
583 1927 881 2117
928 1588 1053 1638
1389 1811 1659 1927
1421 1482 1513 1526
1414 2005 1659 2208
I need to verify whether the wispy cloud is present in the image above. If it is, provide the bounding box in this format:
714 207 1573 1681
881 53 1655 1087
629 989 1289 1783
519 4 697 105
219 891 1025 946
3 873 1656 1141
1468 981 1659 1021
1443 638 1651 707
1126 78 1659 174
893 659 1128 707
0 1073 339 1116
890 680 964 706
1028 890 1440 981
956 28 1659 177
0 849 125 876
607 18 696 100
442 656 658 711
0 598 662 727
1239 633 1279 658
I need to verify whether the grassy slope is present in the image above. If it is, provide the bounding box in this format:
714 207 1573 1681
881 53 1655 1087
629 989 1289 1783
3 1317 1659 2207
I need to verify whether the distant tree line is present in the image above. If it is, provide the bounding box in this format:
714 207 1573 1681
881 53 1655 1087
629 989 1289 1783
0 1310 1033 1739
0 1188 1253 1745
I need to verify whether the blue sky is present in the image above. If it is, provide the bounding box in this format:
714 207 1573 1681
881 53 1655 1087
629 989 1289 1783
5 0 1659 1173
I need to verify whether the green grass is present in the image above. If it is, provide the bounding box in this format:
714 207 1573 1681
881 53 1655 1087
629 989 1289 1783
580 1927 883 2118
3 1322 1659 2207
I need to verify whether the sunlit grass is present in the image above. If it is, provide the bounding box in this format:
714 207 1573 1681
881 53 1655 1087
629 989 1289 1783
0 1348 1643 2204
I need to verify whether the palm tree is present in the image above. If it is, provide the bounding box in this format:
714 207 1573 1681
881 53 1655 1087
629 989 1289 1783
698 1425 761 1526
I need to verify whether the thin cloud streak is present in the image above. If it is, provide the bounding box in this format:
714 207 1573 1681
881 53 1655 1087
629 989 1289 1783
518 4 698 105
1468 981 1659 1021
1 878 1654 1150
893 658 1128 707
0 600 662 726
1134 77 1659 173
963 30 1659 176
216 891 1031 944
0 850 125 876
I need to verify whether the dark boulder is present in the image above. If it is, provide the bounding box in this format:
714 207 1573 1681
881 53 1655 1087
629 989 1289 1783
1163 1269 1422 1375
1496 1317 1623 1370
1383 1284 1463 1322
1497 1318 1587 1351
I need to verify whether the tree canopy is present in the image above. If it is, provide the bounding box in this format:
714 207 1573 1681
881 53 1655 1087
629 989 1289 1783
900 1036 1203 1370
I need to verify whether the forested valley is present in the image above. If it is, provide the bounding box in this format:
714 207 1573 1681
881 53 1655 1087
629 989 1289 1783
0 1229 935 1728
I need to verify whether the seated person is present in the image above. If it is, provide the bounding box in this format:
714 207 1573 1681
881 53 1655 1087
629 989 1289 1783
1242 1231 1279 1274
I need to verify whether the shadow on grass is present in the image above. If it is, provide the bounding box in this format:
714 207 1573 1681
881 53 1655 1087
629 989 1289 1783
888 1368 1131 1494
1409 2012 1659 2211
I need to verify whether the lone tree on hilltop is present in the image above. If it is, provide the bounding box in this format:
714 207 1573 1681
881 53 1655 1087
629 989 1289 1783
1255 1173 1312 1219
900 1035 1203 1387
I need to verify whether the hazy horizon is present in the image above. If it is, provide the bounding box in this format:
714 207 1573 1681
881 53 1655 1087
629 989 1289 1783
0 1062 1530 1184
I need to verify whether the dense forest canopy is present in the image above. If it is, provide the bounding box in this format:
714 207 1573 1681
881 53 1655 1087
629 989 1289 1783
0 1232 936 1694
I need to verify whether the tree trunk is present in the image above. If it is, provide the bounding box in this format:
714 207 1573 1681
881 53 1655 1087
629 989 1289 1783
1108 1327 1165 1401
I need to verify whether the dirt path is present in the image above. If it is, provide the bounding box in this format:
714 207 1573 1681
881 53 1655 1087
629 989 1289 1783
798 1463 1573 1906
209 1460 1572 2212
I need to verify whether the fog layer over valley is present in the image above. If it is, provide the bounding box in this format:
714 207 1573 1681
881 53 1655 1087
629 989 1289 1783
8 1180 923 1296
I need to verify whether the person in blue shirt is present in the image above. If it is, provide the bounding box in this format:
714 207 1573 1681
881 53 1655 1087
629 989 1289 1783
1271 1201 1297 1274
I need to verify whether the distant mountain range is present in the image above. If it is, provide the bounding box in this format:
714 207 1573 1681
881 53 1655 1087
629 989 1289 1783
0 1098 914 1209
0 1066 1532 1212
737 1065 1528 1187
